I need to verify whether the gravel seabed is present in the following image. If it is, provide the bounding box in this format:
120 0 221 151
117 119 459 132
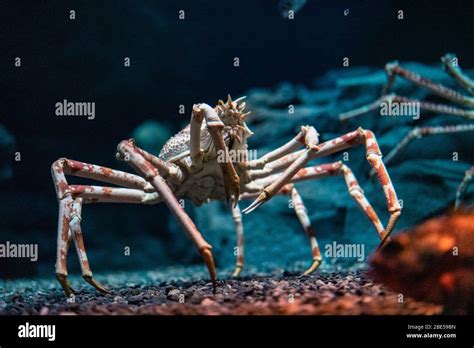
0 263 442 315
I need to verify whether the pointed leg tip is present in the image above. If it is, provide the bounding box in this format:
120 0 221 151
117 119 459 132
83 275 109 294
232 266 243 277
56 273 76 296
302 260 322 276
201 247 218 293
242 201 262 214
243 190 270 214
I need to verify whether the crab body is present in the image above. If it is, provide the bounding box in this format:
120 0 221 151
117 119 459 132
158 99 253 205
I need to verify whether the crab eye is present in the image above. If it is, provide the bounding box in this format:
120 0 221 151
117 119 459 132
381 240 404 254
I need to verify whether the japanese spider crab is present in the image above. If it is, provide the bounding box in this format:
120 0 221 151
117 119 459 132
51 95 401 296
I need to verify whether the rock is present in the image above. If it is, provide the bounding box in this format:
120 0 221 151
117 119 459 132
127 295 143 305
201 298 215 306
166 289 181 302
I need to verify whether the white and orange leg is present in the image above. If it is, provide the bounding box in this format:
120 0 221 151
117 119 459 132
116 139 218 291
240 183 323 276
381 59 474 108
242 160 387 273
283 184 322 275
51 158 163 295
230 204 245 277
242 125 320 213
68 198 109 293
244 128 402 244
290 162 387 240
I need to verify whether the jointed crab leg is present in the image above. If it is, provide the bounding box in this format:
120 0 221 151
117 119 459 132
69 185 161 204
69 198 109 293
51 158 160 294
54 158 153 193
455 166 474 209
242 161 387 274
117 139 217 290
245 128 401 241
230 204 244 277
340 54 474 121
247 150 306 180
244 127 317 170
238 183 322 276
243 126 320 214
292 162 387 240
249 161 387 240
339 94 474 121
284 184 322 275
382 61 474 107
54 195 75 296
379 124 474 168
441 53 474 95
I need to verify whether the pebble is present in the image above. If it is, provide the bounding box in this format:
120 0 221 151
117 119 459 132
0 269 442 315
127 295 143 304
166 289 181 302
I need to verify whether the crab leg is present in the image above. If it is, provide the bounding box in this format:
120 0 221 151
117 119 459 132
455 166 474 209
382 61 474 107
243 126 320 214
294 162 386 240
244 127 316 170
248 161 386 238
284 184 323 275
54 195 75 296
51 158 165 295
69 198 108 293
380 123 474 167
230 204 245 277
441 53 474 95
69 185 161 204
53 158 153 194
117 139 217 290
244 128 401 241
242 161 388 273
239 183 323 275
190 102 240 205
339 94 474 121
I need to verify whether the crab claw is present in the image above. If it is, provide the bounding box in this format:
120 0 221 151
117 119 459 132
242 190 270 214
